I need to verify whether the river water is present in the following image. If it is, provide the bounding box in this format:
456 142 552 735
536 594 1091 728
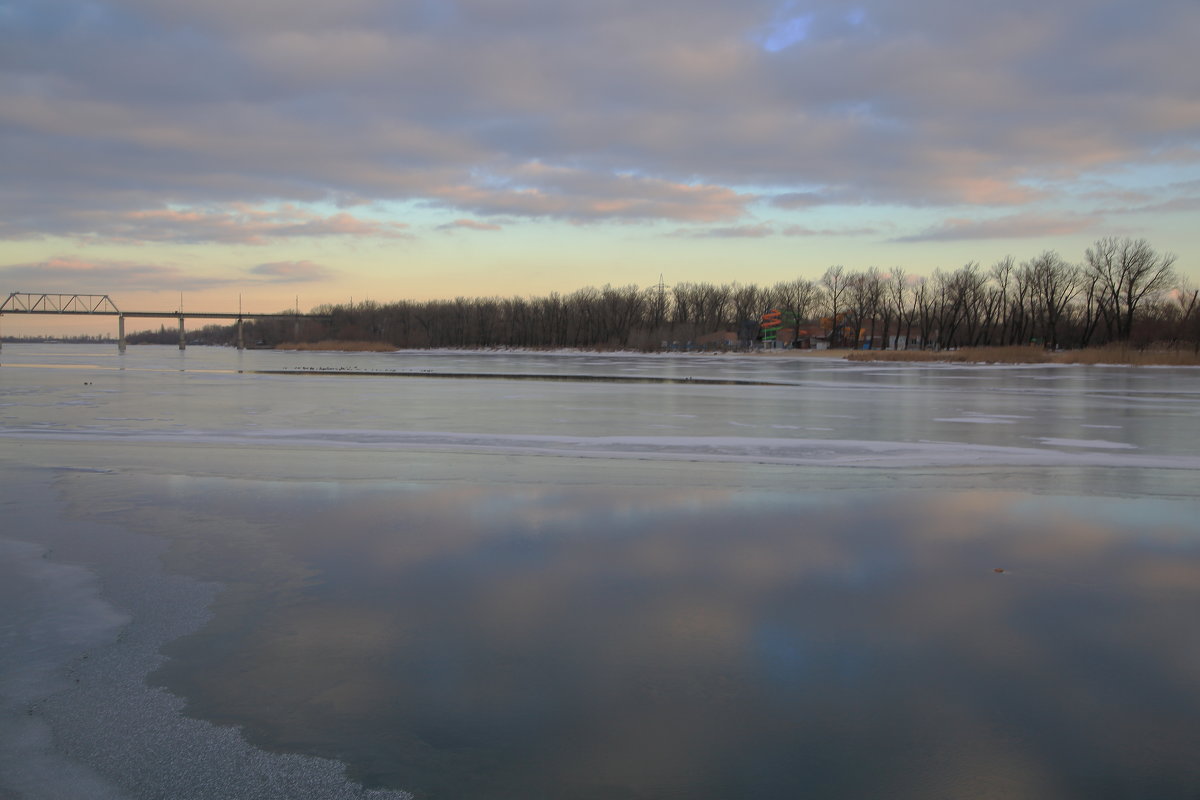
2 344 1199 799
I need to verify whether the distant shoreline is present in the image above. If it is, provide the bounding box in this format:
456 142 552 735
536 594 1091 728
4 339 1198 367
272 340 1200 367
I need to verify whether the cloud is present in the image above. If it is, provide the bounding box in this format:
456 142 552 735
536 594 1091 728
770 192 831 209
1095 178 1200 217
0 0 1197 242
72 206 411 245
780 225 881 237
431 165 753 223
0 256 231 291
667 220 882 238
0 255 337 294
436 218 504 232
894 213 1096 243
248 260 334 282
669 223 774 239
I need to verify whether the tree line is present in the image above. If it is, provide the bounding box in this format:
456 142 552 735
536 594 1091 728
129 237 1197 352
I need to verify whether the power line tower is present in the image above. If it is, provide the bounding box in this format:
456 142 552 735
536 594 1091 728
652 273 669 327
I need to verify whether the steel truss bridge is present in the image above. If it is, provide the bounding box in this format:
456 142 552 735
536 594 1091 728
1 292 332 351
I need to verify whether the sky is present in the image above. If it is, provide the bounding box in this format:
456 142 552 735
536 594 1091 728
2 0 1198 335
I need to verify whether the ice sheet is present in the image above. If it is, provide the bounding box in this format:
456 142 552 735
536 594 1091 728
0 469 414 800
4 345 1200 799
1 427 1194 470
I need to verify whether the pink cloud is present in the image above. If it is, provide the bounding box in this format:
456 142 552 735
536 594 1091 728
937 176 1043 207
84 205 410 245
0 256 225 291
430 166 753 223
437 218 504 232
0 254 337 293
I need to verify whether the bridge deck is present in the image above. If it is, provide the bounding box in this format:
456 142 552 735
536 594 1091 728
2 292 333 351
2 292 331 320
4 310 331 320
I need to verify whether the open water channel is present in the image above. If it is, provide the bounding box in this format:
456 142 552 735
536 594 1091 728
2 344 1199 799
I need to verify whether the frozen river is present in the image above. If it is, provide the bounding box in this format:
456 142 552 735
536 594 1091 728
2 344 1199 799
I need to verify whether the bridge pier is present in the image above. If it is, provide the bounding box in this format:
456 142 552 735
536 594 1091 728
118 315 126 352
178 316 186 350
237 318 244 350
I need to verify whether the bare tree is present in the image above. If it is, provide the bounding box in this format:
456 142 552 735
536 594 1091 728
1075 269 1106 347
915 277 936 349
988 257 1015 345
889 268 919 349
931 269 964 349
932 263 986 348
844 268 885 349
1024 250 1080 349
671 283 698 328
599 284 646 347
207 236 1183 353
696 283 733 332
1085 237 1178 341
821 265 849 346
873 269 895 349
1015 266 1036 345
645 279 669 330
1173 284 1199 353
955 262 990 346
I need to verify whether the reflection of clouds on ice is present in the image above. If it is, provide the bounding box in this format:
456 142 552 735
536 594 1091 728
143 482 1200 799
1 427 1186 470
936 412 1033 424
4 345 1199 798
1035 437 1137 450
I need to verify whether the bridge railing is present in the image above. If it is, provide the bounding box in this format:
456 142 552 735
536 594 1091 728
1 293 121 314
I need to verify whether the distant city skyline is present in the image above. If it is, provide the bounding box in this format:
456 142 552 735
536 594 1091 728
3 0 1197 335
